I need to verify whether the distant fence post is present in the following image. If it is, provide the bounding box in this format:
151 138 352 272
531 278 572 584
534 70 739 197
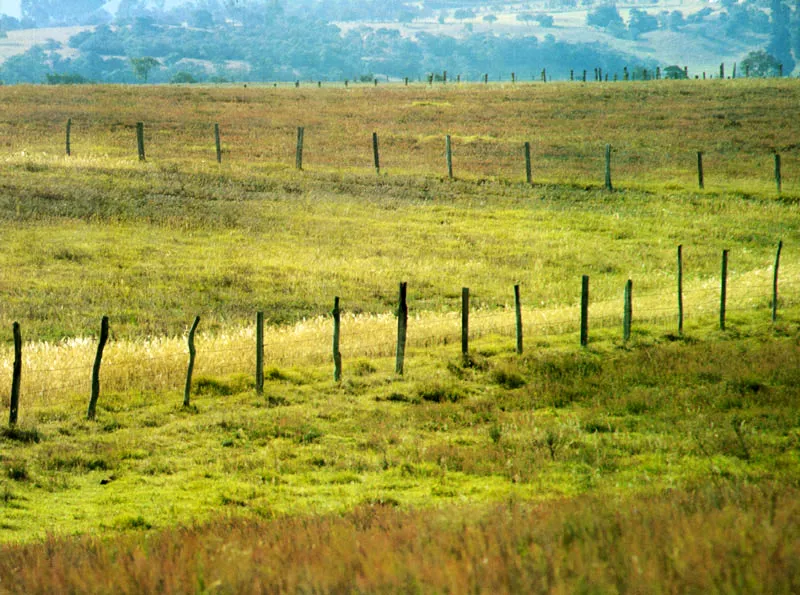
332 297 342 382
66 119 72 157
9 322 21 426
773 241 783 324
484 74 488 84
697 152 704 189
524 142 532 184
87 316 109 421
214 123 222 164
775 153 782 194
580 275 589 347
677 245 684 335
623 279 632 343
445 135 453 179
720 250 729 331
256 312 264 395
604 144 612 191
136 122 145 161
461 287 470 360
295 127 305 170
514 285 523 355
396 282 408 375
183 316 200 407
372 132 381 174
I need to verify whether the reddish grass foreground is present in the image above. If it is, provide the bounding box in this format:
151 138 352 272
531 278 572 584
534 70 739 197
1 485 797 594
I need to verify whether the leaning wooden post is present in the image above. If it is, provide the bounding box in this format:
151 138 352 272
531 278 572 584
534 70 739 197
136 122 145 161
256 311 264 394
720 250 729 331
623 279 632 343
773 241 783 324
214 123 222 164
372 132 381 174
461 287 470 360
677 245 684 335
604 144 612 191
9 322 21 426
524 142 532 185
580 275 589 347
65 119 72 157
395 282 408 375
514 285 523 355
446 135 453 179
697 152 704 189
87 316 109 421
332 297 342 382
774 153 782 194
183 316 200 407
295 126 305 170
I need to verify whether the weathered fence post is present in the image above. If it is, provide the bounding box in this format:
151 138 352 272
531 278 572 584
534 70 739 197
677 245 684 335
484 74 488 84
9 322 21 426
514 285 523 355
183 316 200 407
697 151 704 189
580 275 590 347
87 316 109 421
332 297 342 382
604 144 613 191
396 282 408 375
446 135 453 179
66 119 72 157
214 123 222 164
623 279 632 343
720 63 725 79
720 250 729 331
136 122 145 161
372 132 381 174
256 312 264 395
775 153 782 194
295 127 305 170
524 142 532 184
773 241 783 324
461 287 470 361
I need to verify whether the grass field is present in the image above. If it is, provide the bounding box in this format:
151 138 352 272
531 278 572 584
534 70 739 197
1 79 799 591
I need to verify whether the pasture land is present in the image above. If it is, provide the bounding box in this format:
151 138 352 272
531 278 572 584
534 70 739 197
0 80 799 590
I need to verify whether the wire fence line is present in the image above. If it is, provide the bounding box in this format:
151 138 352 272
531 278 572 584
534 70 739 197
2 249 797 420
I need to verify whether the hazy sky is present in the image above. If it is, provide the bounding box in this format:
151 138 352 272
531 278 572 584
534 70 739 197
0 0 21 18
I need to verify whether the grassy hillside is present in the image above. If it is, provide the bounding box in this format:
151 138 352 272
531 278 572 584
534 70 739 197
0 79 799 590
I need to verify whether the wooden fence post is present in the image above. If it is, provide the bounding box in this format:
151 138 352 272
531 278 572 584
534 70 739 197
604 144 612 191
775 153 782 194
396 282 408 375
9 322 21 426
580 275 589 347
773 241 783 324
720 250 729 331
183 316 200 407
372 132 381 174
136 122 145 161
524 142 532 184
677 245 684 335
446 135 453 179
514 285 523 355
461 287 470 360
214 123 222 164
87 316 109 421
623 279 632 342
256 311 264 394
332 297 342 382
66 119 72 157
295 127 305 170
697 152 704 189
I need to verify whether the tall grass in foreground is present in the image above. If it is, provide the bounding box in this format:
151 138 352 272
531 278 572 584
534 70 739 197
0 485 797 594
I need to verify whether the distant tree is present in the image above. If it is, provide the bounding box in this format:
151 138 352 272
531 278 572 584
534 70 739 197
517 13 536 26
130 57 160 82
171 71 198 83
536 13 555 27
740 49 782 76
663 65 687 79
767 0 794 73
483 14 498 24
453 9 475 21
587 4 624 29
46 72 90 84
